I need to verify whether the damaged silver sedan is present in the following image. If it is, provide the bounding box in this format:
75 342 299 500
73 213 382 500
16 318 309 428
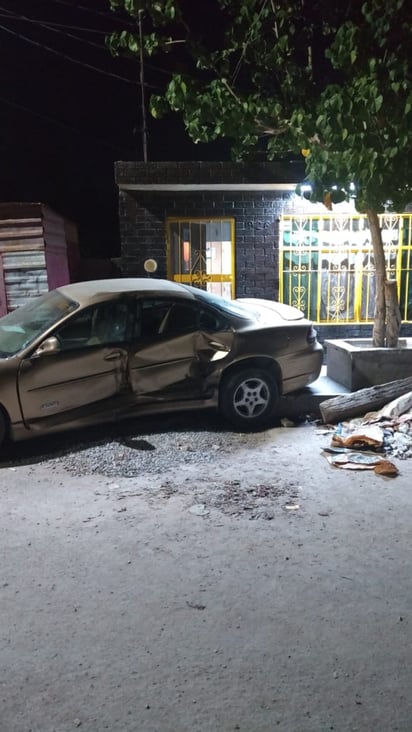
0 278 323 446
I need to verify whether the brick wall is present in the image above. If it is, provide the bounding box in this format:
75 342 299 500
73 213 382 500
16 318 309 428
115 160 304 186
116 160 303 300
118 188 294 300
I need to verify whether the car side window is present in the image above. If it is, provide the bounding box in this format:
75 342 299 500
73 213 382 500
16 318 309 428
54 309 94 349
159 302 199 337
140 300 172 339
199 305 229 332
56 302 130 350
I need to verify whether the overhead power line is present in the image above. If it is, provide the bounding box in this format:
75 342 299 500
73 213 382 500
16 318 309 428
0 6 106 51
0 93 126 153
48 0 134 25
0 13 110 34
0 5 108 50
0 22 138 84
0 11 171 85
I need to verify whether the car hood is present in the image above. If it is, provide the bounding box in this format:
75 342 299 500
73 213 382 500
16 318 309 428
236 298 307 323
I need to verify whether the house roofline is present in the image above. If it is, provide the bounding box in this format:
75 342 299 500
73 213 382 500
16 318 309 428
117 183 296 192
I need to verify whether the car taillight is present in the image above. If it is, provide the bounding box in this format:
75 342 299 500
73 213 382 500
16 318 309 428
306 326 317 344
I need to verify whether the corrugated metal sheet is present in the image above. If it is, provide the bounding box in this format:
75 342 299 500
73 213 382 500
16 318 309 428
0 203 79 315
2 250 48 309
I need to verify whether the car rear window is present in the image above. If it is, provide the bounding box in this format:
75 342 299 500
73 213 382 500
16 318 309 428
182 286 254 320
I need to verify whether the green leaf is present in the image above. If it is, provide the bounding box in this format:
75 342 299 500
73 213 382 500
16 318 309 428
109 0 412 211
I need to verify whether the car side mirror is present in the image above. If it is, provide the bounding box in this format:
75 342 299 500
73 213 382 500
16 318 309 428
32 336 61 358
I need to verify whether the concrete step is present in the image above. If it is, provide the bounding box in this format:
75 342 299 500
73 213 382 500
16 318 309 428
278 366 348 418
307 366 350 397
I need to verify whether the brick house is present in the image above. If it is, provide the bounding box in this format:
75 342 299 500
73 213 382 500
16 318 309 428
114 161 412 341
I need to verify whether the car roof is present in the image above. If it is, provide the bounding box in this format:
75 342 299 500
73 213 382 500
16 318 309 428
57 278 193 304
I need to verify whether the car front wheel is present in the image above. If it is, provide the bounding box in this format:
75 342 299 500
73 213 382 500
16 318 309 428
220 368 279 429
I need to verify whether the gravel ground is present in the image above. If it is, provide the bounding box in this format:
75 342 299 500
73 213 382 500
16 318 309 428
2 411 306 520
58 424 263 477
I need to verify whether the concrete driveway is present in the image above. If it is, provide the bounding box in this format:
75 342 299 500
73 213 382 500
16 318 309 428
1 418 411 732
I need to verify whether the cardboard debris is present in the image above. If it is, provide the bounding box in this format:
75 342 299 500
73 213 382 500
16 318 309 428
332 424 384 450
364 390 412 422
321 387 412 476
327 452 398 475
328 452 383 467
373 460 399 476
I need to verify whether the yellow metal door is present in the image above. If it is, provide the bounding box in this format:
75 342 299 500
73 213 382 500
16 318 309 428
167 218 235 298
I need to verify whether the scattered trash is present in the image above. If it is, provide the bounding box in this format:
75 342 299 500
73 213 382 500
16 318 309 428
280 417 296 428
327 452 384 467
188 503 210 516
284 503 300 510
326 451 398 475
186 601 206 610
332 424 384 450
250 508 274 520
365 390 412 421
373 460 399 476
191 480 299 519
323 446 359 454
321 391 412 477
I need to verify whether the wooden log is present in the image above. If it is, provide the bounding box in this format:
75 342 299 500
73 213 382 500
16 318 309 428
320 376 412 424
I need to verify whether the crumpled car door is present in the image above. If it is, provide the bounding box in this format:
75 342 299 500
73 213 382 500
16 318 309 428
128 332 202 401
128 330 236 403
128 298 237 403
193 330 235 368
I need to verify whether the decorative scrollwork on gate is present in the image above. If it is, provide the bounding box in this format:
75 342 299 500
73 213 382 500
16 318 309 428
191 270 212 288
292 286 307 311
328 286 346 319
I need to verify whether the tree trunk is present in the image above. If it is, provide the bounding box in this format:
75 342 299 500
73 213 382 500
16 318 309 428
385 279 401 347
320 375 412 424
366 208 386 347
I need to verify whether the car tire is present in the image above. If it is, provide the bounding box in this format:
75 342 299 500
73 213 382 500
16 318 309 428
220 368 279 430
0 408 8 449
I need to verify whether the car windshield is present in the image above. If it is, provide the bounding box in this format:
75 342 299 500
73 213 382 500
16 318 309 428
183 286 257 319
0 290 78 357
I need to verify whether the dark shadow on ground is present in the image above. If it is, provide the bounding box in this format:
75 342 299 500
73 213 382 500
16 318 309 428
0 380 327 469
0 409 285 469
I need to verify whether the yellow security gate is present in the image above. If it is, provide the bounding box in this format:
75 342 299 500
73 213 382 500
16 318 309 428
279 213 412 324
167 218 235 298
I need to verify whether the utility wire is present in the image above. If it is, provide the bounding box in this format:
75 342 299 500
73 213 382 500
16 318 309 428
47 0 134 24
0 11 173 82
0 22 139 85
0 93 127 153
0 13 110 34
0 5 109 52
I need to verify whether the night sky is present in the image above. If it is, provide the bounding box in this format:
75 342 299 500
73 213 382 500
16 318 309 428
0 0 228 258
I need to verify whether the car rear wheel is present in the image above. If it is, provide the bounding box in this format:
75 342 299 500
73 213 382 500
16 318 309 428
220 368 279 429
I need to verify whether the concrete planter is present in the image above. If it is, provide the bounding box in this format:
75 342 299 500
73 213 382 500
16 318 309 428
325 338 412 391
